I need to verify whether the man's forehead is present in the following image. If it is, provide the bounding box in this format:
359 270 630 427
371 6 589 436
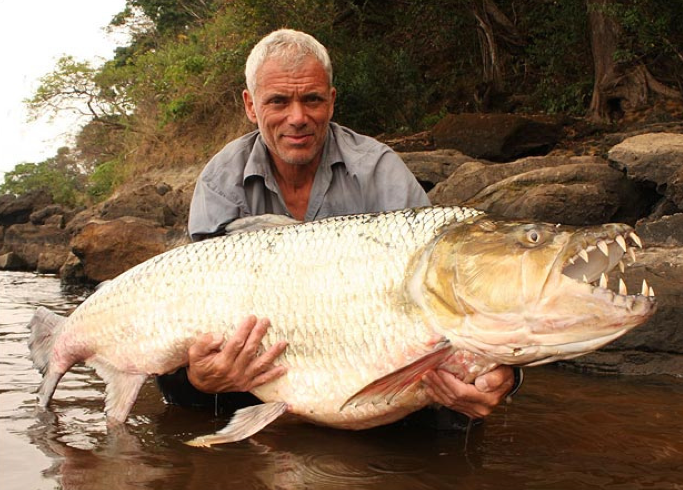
255 56 330 91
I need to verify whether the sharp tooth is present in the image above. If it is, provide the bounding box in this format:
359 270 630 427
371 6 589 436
649 286 655 297
618 260 625 273
619 278 627 295
579 249 590 262
628 248 636 262
629 232 643 248
641 279 650 296
597 240 609 256
582 274 588 283
616 235 628 252
600 273 608 288
568 256 575 265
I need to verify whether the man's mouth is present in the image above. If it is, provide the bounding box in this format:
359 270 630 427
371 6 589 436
283 134 313 145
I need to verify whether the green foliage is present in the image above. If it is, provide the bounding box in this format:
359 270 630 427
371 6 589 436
18 0 683 201
0 149 86 207
334 42 431 133
87 159 122 202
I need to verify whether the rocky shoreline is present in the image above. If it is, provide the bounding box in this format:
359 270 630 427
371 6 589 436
2 114 682 376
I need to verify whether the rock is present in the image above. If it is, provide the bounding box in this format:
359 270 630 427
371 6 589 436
1 222 71 271
636 213 683 247
0 191 53 227
431 113 563 162
400 149 477 191
30 204 66 225
429 154 583 205
100 183 189 228
430 155 655 225
70 217 169 283
608 132 683 210
60 252 88 285
0 252 26 270
37 252 67 274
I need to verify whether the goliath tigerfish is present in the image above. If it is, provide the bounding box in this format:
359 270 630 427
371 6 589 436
28 206 656 446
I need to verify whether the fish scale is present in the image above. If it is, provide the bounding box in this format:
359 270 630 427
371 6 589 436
28 205 655 446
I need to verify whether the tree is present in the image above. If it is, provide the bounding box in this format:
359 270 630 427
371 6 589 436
0 148 87 206
25 56 133 129
587 0 683 122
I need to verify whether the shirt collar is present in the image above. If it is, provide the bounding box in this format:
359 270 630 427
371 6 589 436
242 125 345 189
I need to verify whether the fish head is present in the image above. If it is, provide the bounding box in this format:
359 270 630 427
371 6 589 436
418 217 656 365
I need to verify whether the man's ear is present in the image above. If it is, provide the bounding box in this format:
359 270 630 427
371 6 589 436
243 89 258 123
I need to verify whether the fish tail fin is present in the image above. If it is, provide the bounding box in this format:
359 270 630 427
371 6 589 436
28 307 67 407
185 402 289 447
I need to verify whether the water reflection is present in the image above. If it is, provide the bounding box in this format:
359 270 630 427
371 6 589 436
3 271 683 490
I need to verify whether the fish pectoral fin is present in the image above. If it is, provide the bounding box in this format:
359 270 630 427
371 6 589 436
89 359 147 425
341 339 453 410
185 402 289 447
224 214 301 235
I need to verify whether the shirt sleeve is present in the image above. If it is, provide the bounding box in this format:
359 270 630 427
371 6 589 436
364 150 431 212
188 177 242 241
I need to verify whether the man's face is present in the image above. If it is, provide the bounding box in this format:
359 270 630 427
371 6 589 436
243 56 336 168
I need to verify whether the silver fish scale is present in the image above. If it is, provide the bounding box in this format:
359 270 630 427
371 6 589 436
60 206 482 423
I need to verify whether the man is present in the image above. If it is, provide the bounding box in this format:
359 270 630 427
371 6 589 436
157 29 518 425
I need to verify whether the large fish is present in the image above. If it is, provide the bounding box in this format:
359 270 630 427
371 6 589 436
28 206 655 446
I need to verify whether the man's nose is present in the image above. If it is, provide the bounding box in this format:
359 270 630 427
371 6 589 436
288 101 307 126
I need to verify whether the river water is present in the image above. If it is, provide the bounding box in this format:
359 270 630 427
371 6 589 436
1 270 682 490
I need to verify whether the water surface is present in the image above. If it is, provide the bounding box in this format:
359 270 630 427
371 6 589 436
1 271 682 490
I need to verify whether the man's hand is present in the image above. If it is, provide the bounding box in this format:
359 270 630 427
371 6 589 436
422 365 515 419
186 315 288 393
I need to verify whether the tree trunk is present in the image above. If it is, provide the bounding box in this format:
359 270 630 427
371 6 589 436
587 0 682 123
471 0 526 109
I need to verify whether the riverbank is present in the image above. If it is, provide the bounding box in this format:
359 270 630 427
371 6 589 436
1 115 682 376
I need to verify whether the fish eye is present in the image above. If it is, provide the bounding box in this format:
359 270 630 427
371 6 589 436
526 229 541 244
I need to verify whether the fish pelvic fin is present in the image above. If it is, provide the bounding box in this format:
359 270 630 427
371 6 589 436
185 402 289 447
89 358 148 425
341 339 454 411
28 307 68 407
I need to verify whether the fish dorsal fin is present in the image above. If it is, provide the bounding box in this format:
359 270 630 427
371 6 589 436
185 402 289 447
225 215 301 235
341 339 453 410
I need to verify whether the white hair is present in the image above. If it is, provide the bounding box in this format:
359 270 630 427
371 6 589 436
245 29 333 94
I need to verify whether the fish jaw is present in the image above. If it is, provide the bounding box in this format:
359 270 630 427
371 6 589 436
413 218 657 366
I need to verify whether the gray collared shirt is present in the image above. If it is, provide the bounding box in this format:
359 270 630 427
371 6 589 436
188 122 430 240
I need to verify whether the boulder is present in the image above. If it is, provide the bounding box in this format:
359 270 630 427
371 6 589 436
100 183 189 228
400 149 477 191
430 155 655 225
0 191 53 227
636 213 683 247
0 252 26 270
608 132 683 211
70 217 169 282
431 113 563 162
1 222 71 271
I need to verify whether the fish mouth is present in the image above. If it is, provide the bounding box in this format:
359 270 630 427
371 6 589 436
559 226 655 306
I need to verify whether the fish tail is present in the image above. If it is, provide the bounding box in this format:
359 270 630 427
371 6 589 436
28 306 67 407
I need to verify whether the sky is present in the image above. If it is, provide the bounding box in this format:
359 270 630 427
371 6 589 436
0 0 128 181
